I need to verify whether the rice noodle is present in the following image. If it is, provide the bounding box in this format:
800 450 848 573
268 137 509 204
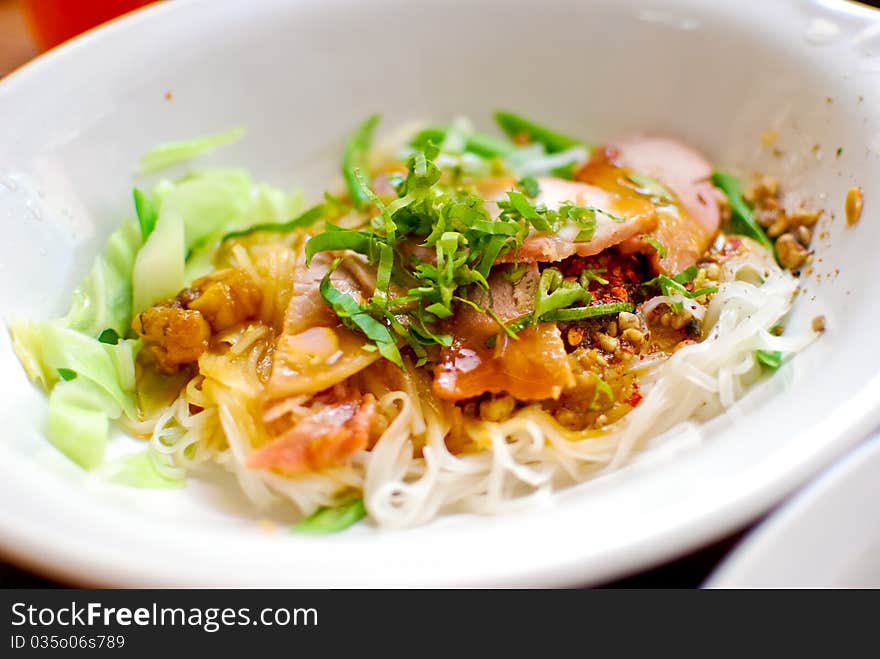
141 235 814 528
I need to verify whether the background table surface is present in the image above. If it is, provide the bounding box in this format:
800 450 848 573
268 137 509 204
0 0 876 589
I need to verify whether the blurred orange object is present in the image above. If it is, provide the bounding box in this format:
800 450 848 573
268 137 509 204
22 0 158 51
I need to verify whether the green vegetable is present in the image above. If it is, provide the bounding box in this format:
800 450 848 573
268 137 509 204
106 451 185 489
133 188 158 241
672 265 699 285
627 172 675 203
223 203 326 241
47 378 112 469
579 268 609 286
132 204 186 313
711 171 774 252
305 227 375 264
502 263 527 283
519 176 541 198
98 328 120 344
294 498 367 534
138 127 246 174
307 141 531 364
506 301 633 334
644 236 668 259
411 126 517 158
306 137 635 364
589 376 614 411
11 322 138 418
534 268 592 320
541 302 634 322
11 205 147 470
756 350 782 370
343 114 381 210
132 169 302 312
57 368 77 381
644 269 718 300
319 261 404 368
494 110 586 153
495 191 616 241
62 219 142 338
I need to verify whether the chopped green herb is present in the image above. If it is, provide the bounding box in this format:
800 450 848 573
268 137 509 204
534 268 591 320
293 498 367 534
223 203 326 242
319 260 403 368
711 171 774 253
508 301 633 333
627 172 675 203
644 236 668 259
756 350 783 370
495 192 619 241
97 328 120 345
503 263 528 283
540 301 634 322
644 272 717 300
57 368 77 381
132 188 158 241
305 226 375 264
672 265 700 285
519 176 541 198
308 135 626 366
410 126 517 159
579 268 609 286
343 114 381 210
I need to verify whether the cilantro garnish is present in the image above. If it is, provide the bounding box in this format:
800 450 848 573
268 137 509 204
305 117 636 366
643 265 717 300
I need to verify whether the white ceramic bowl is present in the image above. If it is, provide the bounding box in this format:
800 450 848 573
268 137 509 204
1 0 879 587
707 432 880 587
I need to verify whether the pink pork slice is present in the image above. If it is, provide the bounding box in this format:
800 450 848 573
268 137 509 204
596 136 723 274
489 177 659 263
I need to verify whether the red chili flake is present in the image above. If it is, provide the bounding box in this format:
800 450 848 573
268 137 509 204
624 391 642 407
624 383 642 407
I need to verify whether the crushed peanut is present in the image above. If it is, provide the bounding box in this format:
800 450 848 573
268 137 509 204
704 262 721 280
617 311 640 332
746 176 821 272
789 209 821 227
812 315 826 333
775 233 809 270
621 328 646 348
594 332 619 353
845 186 864 226
796 226 812 246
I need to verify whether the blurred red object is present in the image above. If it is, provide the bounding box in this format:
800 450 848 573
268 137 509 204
22 0 157 51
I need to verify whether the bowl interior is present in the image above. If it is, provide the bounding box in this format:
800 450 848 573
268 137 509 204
1 0 879 586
